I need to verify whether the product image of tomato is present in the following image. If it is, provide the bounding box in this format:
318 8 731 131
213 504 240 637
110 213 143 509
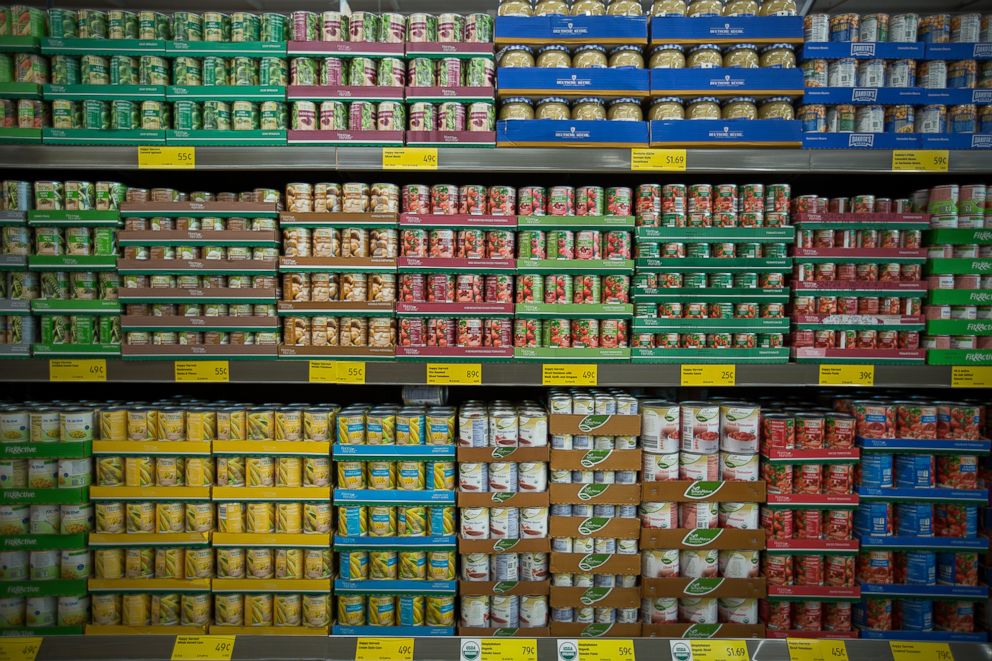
857 551 894 584
825 555 855 587
934 601 975 633
823 602 852 632
864 598 893 631
936 455 978 490
762 554 793 587
934 504 978 538
792 602 822 632
761 463 793 495
897 403 937 439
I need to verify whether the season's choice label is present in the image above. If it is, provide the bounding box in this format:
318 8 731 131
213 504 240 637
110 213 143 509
889 643 953 661
308 360 366 384
787 639 848 661
383 147 438 170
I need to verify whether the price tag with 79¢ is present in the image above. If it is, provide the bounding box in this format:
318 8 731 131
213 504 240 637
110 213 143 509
670 640 749 661
558 639 634 661
171 635 235 661
461 639 537 661
890 642 953 661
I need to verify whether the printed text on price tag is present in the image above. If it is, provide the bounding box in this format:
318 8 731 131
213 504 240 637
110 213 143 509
892 150 949 172
427 363 481 385
890 642 953 661
818 364 874 386
355 638 413 661
171 635 235 661
631 148 687 171
336 361 366 384
787 639 848 661
951 365 992 388
681 364 735 386
309 360 336 383
138 146 195 169
543 364 597 386
461 639 537 661
49 358 107 382
383 147 438 170
175 360 229 382
0 638 41 661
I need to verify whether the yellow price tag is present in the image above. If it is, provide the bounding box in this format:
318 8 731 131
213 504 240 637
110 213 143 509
336 361 366 384
174 360 229 382
426 363 481 385
171 635 235 661
542 364 597 386
818 364 874 386
578 640 634 661
819 641 848 661
892 149 949 172
461 639 537 661
680 364 735 386
951 365 992 388
138 146 195 169
308 360 336 383
786 639 848 661
382 147 438 170
356 638 413 661
0 638 41 661
890 642 953 661
631 148 687 171
689 640 749 661
49 358 107 382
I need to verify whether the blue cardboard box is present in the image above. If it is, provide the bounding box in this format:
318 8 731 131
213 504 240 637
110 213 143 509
861 453 894 488
803 42 926 59
802 132 923 149
649 119 802 146
498 67 649 97
498 119 649 146
923 43 992 60
496 16 648 44
895 454 935 489
650 16 802 44
651 68 803 95
895 503 934 537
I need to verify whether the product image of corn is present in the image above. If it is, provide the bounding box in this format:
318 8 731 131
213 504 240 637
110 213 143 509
303 502 330 534
303 457 329 487
214 593 243 626
96 456 123 486
336 595 365 626
276 456 301 487
275 410 301 441
246 456 273 487
426 595 454 626
225 456 245 486
275 548 302 579
303 594 329 628
156 502 183 533
399 506 426 536
154 547 182 579
276 502 302 534
181 593 210 626
247 411 272 440
398 551 426 580
154 593 180 626
246 593 273 627
304 549 332 580
126 502 154 533
274 593 301 626
369 551 397 580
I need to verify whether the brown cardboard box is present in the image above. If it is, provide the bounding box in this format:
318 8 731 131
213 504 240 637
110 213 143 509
460 580 551 596
457 447 551 463
457 492 551 508
458 627 551 637
550 516 641 539
549 414 641 436
640 528 765 550
458 538 551 554
550 553 640 575
549 623 642 637
641 480 766 503
550 449 641 471
641 623 765 638
549 586 640 609
550 483 640 505
641 577 767 599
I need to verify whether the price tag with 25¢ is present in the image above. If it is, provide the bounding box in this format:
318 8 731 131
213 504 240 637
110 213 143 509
171 635 235 661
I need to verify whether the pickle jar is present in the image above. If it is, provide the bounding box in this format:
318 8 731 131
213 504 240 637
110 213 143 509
686 96 721 119
536 45 572 68
608 97 644 121
724 44 759 69
609 45 645 69
760 43 797 69
536 96 571 120
686 44 723 69
722 96 758 120
723 0 758 15
499 96 535 120
651 0 687 15
498 0 535 15
535 0 570 15
758 96 795 120
571 0 607 14
574 45 609 68
497 45 536 68
759 0 798 16
572 96 608 120
607 0 644 15
687 0 724 17
649 44 686 69
649 97 686 120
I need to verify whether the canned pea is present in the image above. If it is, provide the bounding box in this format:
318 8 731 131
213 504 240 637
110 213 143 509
173 100 202 130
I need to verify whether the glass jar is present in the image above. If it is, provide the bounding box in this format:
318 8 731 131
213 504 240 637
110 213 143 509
571 0 607 14
649 97 685 120
723 0 758 15
574 45 609 68
687 0 724 17
649 44 686 69
497 45 536 68
535 0 570 15
536 96 571 120
572 96 608 120
498 0 534 16
537 45 572 68
760 43 797 69
759 0 798 16
722 96 758 120
686 96 721 119
758 96 795 119
499 97 535 120
607 0 644 15
686 44 723 69
724 44 760 68
608 97 644 120
651 0 687 14
609 45 646 69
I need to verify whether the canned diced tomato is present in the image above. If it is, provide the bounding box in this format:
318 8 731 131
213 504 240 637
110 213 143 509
936 455 978 490
793 464 823 495
823 602 851 632
792 601 823 632
762 463 793 495
863 598 892 631
762 554 793 587
934 504 977 538
825 555 855 588
824 413 855 449
857 551 894 584
853 400 896 439
934 601 974 633
897 402 938 439
795 554 824 586
761 507 793 540
762 600 791 631
824 510 853 541
824 464 854 495
937 551 978 587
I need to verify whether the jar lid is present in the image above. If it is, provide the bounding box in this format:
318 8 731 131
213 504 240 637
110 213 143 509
538 44 570 53
650 44 685 53
539 96 570 104
609 97 642 105
689 96 720 103
689 44 722 53
574 96 606 104
609 45 644 54
761 43 795 52
503 96 535 105
575 44 608 53
726 96 757 104
651 96 685 104
497 45 534 55
725 43 758 52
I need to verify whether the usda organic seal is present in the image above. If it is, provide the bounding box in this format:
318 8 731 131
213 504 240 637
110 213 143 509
557 640 579 661
460 640 481 661
670 640 693 661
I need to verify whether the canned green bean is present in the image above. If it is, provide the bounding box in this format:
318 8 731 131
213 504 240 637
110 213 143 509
47 9 78 39
81 55 109 85
107 10 137 39
100 317 120 344
291 57 318 86
260 101 285 130
50 55 80 85
737 243 761 258
41 316 67 344
70 271 96 299
466 58 496 87
173 100 202 130
95 182 126 211
82 100 109 130
172 57 202 86
469 102 495 130
171 12 203 41
350 101 376 130
203 100 231 130
381 13 406 43
466 14 495 43
204 12 230 42
92 227 115 256
407 58 434 87
72 315 91 344
378 57 405 87
261 13 287 42
110 55 138 85
112 100 139 130
98 272 119 298
231 13 260 42
230 57 258 86
140 100 166 130
51 100 79 130
39 272 67 299
78 9 108 39
0 55 10 83
137 11 169 40
139 56 168 86
259 57 287 86
232 101 258 130
202 57 227 86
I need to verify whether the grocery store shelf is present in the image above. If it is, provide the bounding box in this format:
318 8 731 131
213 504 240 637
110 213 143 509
24 635 992 661
3 146 992 173
0 359 981 388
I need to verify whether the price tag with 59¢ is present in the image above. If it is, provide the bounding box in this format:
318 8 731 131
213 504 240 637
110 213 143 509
631 148 687 171
356 638 413 661
543 364 597 386
426 362 481 385
175 360 229 382
462 639 537 661
0 638 41 661
951 365 992 388
558 639 634 661
49 358 106 382
818 364 874 386
670 640 749 661
681 364 735 387
892 149 949 172
890 642 953 661
138 146 195 169
171 635 235 661
383 147 438 170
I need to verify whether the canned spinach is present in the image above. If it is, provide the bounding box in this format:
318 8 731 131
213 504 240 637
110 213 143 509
82 100 109 130
140 100 168 130
51 99 80 129
203 100 231 130
112 100 139 130
203 12 231 42
47 9 79 38
137 11 170 40
230 57 258 86
259 57 287 86
259 101 286 130
202 57 228 86
110 55 138 85
50 55 80 85
231 101 259 130
107 10 138 39
173 100 202 130
139 56 169 86
172 57 202 86
78 9 108 39
230 12 260 42
260 13 287 41
81 55 109 85
171 12 203 41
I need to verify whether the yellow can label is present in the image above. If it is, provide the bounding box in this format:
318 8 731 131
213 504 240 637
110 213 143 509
153 593 179 626
303 502 331 535
246 502 273 534
96 456 123 487
99 409 127 441
369 550 398 580
245 593 273 627
247 411 273 441
94 548 124 580
124 547 153 579
274 593 302 626
181 593 210 626
156 502 184 533
275 410 302 441
157 409 185 441
304 457 330 487
276 502 302 534
91 593 121 626
336 594 365 626
184 547 213 579
276 456 302 487
216 548 245 579
302 594 329 628
154 547 183 579
303 410 332 441
125 502 154 534
125 456 154 487
185 502 214 533
122 593 150 626
126 409 155 441
217 502 245 533
368 595 395 626
246 548 274 579
245 456 274 488
214 593 244 626
95 502 124 534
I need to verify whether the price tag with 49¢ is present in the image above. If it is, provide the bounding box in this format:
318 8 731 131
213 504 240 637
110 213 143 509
356 638 413 661
0 638 41 661
558 639 634 661
171 635 235 661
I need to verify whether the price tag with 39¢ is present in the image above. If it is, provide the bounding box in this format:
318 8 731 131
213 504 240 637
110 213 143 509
0 638 41 661
890 642 953 661
818 364 874 386
356 638 413 661
171 635 235 661
462 639 537 661
49 358 106 382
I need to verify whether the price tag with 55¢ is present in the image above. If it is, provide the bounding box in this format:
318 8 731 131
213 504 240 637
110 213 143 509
49 358 107 382
558 639 634 661
356 638 413 661
171 635 235 661
670 640 749 661
0 638 41 661
175 360 229 382
138 146 195 169
890 642 953 661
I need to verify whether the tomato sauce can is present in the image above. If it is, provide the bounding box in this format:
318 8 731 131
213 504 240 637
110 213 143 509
761 507 793 539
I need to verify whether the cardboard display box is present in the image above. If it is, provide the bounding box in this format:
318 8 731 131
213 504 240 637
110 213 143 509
641 623 766 638
641 577 767 599
550 449 641 471
640 528 765 550
549 622 642 637
458 538 551 554
549 413 641 436
457 491 550 508
550 553 640 576
460 580 550 596
641 481 766 503
550 586 640 609
550 516 641 540
551 483 640 505
457 447 551 463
